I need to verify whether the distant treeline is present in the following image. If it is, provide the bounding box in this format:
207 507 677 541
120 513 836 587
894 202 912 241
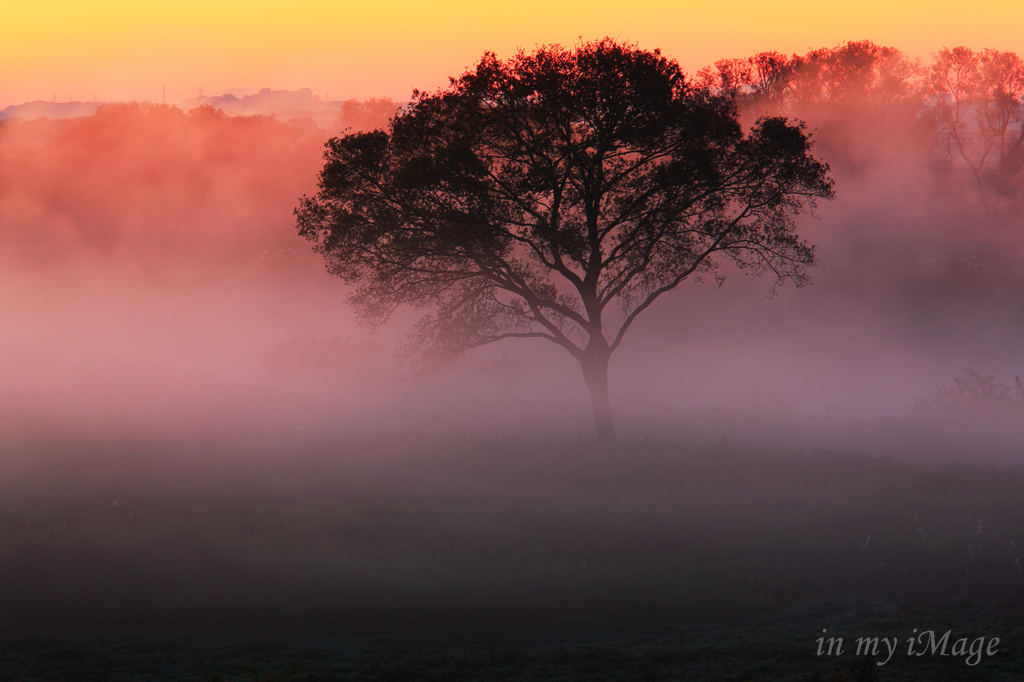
0 99 397 261
699 41 1024 207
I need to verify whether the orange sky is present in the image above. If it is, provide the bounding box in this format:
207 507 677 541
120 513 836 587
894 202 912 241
2 0 1023 108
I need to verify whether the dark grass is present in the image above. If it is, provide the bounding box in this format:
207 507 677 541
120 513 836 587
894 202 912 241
1 417 1024 679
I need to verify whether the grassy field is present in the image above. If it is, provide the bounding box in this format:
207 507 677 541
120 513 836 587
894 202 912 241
1 417 1023 680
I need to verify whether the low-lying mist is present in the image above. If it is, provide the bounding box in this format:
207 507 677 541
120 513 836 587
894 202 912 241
1 44 1023 462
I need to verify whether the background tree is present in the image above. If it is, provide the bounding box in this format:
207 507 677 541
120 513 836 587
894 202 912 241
695 42 926 181
788 41 922 112
928 47 1024 201
335 97 400 134
296 39 833 440
909 370 1024 421
698 42 922 117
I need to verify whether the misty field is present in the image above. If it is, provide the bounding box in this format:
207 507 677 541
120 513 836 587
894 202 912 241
1 417 1023 680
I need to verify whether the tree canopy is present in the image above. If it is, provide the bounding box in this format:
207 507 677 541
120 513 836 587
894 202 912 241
296 39 834 439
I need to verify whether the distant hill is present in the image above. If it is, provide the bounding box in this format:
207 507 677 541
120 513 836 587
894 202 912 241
0 89 396 131
0 91 339 122
0 100 102 121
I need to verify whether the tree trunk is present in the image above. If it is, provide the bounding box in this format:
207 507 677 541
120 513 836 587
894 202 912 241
580 352 615 441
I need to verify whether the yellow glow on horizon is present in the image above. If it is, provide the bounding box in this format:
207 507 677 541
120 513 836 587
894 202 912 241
3 1 1024 107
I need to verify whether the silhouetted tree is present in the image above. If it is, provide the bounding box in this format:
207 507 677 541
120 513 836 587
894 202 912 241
698 52 797 112
296 39 833 439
